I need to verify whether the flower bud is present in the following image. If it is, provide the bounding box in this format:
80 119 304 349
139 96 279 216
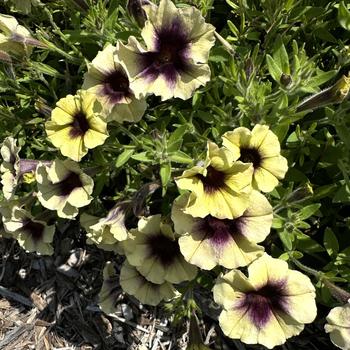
297 74 350 112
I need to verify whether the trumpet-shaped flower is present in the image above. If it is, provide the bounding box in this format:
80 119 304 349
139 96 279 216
82 43 147 123
119 261 177 306
176 142 253 220
36 159 94 219
213 254 317 349
0 13 32 55
1 206 54 255
45 90 108 162
123 214 197 284
325 302 350 350
117 0 215 101
172 190 272 270
80 204 128 247
222 124 288 193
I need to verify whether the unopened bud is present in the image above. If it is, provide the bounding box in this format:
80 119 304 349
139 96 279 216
280 73 292 87
297 74 350 112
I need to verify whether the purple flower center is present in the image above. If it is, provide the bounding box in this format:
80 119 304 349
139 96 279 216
147 234 181 266
69 111 90 138
58 172 83 196
239 148 262 168
102 69 132 103
197 166 226 193
195 216 240 247
140 17 191 86
239 281 287 328
23 220 45 242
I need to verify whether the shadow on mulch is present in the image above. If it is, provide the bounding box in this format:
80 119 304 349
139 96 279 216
0 221 181 350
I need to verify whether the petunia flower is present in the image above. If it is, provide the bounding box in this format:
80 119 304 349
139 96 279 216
0 13 33 55
176 142 253 220
213 254 317 349
80 204 129 247
1 205 54 255
119 261 177 306
117 0 215 101
325 302 350 350
36 159 94 219
82 43 147 123
1 137 51 199
222 124 288 193
45 90 109 162
172 190 273 270
123 214 197 284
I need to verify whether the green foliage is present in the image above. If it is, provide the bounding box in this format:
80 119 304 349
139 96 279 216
1 0 350 347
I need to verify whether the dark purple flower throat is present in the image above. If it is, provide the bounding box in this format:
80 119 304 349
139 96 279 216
239 280 288 328
102 69 132 103
147 233 181 266
140 18 191 86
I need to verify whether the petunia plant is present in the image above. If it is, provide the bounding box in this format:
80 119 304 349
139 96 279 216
1 0 350 348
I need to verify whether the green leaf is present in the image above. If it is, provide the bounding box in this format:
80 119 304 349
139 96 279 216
266 55 282 82
169 151 194 164
115 149 134 168
295 231 324 253
324 228 339 257
338 2 350 31
278 230 293 250
297 204 321 220
131 152 153 162
168 125 188 152
306 70 338 89
273 36 290 74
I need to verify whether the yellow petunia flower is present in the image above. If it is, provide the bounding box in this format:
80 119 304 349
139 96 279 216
45 90 109 162
36 159 94 219
1 205 54 255
117 0 215 101
222 124 288 193
172 190 272 270
325 302 350 350
123 214 197 284
82 43 147 123
213 254 317 349
176 142 253 220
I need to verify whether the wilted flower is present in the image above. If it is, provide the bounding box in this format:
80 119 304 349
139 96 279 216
45 90 109 162
325 302 350 350
82 44 147 123
172 190 272 270
1 136 21 200
126 0 154 27
0 13 39 55
176 142 253 220
1 137 51 199
36 159 94 219
222 124 288 193
118 0 215 101
123 214 197 284
213 254 317 349
1 206 54 255
80 204 129 247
